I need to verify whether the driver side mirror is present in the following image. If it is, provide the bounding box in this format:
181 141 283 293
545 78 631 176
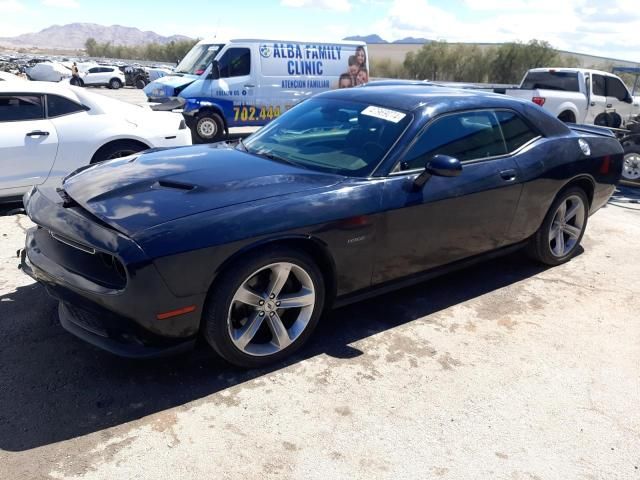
413 154 462 190
207 60 221 80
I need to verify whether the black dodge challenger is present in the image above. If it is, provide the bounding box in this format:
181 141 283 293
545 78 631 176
20 86 623 367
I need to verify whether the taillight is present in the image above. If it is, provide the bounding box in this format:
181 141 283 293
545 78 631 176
532 96 546 106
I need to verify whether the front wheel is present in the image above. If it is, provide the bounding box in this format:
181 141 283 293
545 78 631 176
194 112 224 143
622 144 640 184
109 78 122 90
203 248 325 368
527 187 589 266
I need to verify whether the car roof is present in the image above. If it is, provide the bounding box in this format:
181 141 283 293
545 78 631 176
320 85 531 113
0 80 74 94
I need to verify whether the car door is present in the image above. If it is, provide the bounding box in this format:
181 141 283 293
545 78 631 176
212 46 255 127
372 109 528 285
587 74 608 126
83 67 99 85
0 93 58 194
605 75 634 127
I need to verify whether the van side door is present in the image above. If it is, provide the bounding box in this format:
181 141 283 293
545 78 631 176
211 45 255 127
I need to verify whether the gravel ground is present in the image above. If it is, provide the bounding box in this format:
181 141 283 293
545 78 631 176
0 186 639 479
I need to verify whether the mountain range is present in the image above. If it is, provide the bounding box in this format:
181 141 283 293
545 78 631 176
343 35 432 44
0 24 429 50
0 23 192 50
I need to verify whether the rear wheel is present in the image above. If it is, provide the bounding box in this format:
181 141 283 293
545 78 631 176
194 112 224 143
91 140 147 163
527 187 589 266
109 78 122 90
203 247 325 368
622 144 640 183
134 77 147 89
557 111 576 123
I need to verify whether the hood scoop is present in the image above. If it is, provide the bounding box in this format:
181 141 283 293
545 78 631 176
155 179 197 191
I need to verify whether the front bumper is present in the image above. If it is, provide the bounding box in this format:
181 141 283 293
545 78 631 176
20 187 204 358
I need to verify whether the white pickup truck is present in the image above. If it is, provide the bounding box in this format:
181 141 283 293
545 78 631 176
503 68 640 128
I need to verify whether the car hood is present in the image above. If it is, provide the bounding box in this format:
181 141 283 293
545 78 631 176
143 74 196 97
62 145 345 236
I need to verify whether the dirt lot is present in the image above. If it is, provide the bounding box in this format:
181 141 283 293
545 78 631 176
1 186 639 479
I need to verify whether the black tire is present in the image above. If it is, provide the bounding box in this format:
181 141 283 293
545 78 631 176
109 78 122 90
557 111 576 123
134 77 147 89
622 144 640 184
202 247 326 368
194 112 224 143
91 140 147 163
526 187 589 266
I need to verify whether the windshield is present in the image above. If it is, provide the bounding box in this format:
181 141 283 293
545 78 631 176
243 98 412 177
175 43 224 75
521 71 580 92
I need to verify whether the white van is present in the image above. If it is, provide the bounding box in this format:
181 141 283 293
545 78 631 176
144 38 368 142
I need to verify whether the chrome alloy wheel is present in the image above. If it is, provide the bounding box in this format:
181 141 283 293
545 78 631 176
549 194 586 257
197 118 217 139
227 262 316 357
623 152 640 180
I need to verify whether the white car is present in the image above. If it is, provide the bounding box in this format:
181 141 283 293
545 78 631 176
80 66 125 89
0 71 24 81
0 81 192 202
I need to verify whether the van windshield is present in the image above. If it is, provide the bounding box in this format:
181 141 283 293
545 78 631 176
175 44 224 76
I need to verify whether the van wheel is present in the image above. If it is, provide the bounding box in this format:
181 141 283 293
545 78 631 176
109 78 122 90
195 112 224 143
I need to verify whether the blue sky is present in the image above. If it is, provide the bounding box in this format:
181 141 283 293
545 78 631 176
1 0 639 61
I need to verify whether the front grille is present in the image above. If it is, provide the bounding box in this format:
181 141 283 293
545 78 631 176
35 227 127 290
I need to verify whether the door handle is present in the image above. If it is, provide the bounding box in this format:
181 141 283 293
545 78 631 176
26 130 49 137
244 84 255 88
500 169 517 181
606 103 613 108
590 101 596 106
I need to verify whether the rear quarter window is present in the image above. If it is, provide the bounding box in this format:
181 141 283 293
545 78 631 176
47 94 86 118
495 110 539 152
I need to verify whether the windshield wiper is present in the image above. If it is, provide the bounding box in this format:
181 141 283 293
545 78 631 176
236 137 248 151
252 149 301 168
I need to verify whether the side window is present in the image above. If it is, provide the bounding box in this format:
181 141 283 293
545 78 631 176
218 48 251 78
0 95 44 122
494 110 539 152
402 110 507 170
605 77 629 101
47 94 85 118
87 67 100 74
592 75 606 96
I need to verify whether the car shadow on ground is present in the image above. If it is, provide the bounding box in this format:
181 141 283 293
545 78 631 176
0 251 550 452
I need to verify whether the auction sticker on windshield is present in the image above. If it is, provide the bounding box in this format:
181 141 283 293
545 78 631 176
361 105 406 123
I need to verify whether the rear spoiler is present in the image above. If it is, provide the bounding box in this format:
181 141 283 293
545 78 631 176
566 123 616 138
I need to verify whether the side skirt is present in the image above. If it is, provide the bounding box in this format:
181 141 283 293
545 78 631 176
332 240 529 309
